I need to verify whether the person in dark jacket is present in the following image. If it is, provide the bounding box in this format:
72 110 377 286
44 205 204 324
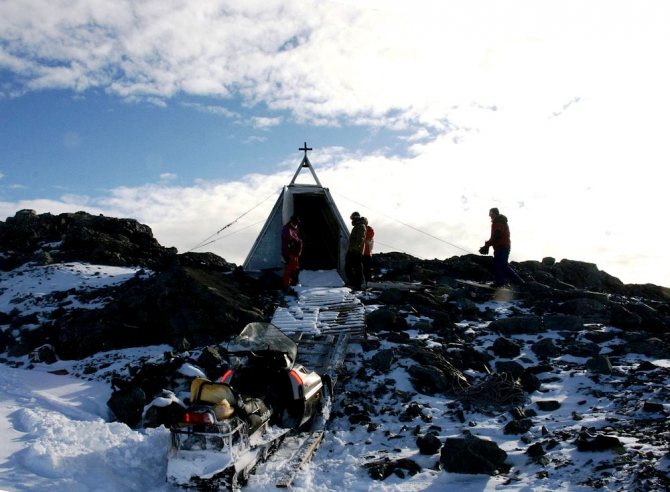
345 211 367 290
479 208 524 287
281 215 303 289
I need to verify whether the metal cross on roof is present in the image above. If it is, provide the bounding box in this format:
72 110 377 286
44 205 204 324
299 142 312 161
290 141 322 186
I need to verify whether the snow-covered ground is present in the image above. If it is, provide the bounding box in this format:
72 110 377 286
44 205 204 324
1 264 669 491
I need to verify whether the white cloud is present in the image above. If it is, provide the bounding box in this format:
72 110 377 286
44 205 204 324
244 135 267 144
159 173 177 182
251 116 282 129
181 102 241 120
2 1 669 130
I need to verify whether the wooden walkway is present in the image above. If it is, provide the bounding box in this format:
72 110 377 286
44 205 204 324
271 284 366 338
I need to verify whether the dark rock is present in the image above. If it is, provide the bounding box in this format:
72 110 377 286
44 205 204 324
559 298 608 320
520 370 542 393
197 346 227 379
610 304 643 329
586 355 612 375
491 337 522 358
416 433 442 455
107 385 146 427
622 283 670 302
407 348 468 394
413 320 432 332
408 365 451 395
504 418 533 435
440 435 511 475
10 312 40 328
626 302 667 333
385 332 411 344
178 252 235 272
0 210 175 271
583 331 618 344
29 344 58 364
51 264 267 359
636 360 659 372
523 280 561 298
552 259 624 293
526 442 545 459
447 345 493 373
536 400 561 411
142 391 186 428
365 457 422 481
366 307 398 332
642 401 665 413
0 326 11 353
543 314 584 332
495 360 525 379
377 288 408 305
489 316 544 336
541 257 556 267
565 341 600 358
531 338 560 358
575 432 624 452
624 338 669 358
370 349 395 373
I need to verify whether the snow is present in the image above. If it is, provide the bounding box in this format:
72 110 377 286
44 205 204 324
1 264 669 491
0 363 169 491
0 262 150 320
177 363 206 378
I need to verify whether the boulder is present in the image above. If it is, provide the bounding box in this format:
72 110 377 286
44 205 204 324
142 391 186 428
365 457 422 480
531 338 561 358
417 433 442 455
488 316 544 336
491 337 522 358
107 385 146 427
440 435 511 475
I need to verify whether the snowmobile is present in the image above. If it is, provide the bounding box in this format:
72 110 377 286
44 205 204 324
167 322 325 490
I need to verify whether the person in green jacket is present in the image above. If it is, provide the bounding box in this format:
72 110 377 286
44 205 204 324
345 211 367 290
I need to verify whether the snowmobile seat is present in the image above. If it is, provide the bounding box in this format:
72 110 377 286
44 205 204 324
190 377 237 408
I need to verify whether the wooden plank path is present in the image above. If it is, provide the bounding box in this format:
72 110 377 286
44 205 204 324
271 285 366 338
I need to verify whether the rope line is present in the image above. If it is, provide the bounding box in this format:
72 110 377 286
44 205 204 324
192 219 267 250
374 240 426 260
333 191 477 256
187 190 278 253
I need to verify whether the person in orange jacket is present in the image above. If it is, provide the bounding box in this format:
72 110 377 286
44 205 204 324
362 217 374 285
281 215 303 289
479 208 524 287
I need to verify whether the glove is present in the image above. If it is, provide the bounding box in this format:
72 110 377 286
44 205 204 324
479 245 490 255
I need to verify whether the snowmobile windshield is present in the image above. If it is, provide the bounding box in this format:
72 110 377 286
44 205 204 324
227 322 297 368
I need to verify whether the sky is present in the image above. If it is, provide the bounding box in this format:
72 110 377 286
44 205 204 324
1 265 669 491
1 0 669 287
